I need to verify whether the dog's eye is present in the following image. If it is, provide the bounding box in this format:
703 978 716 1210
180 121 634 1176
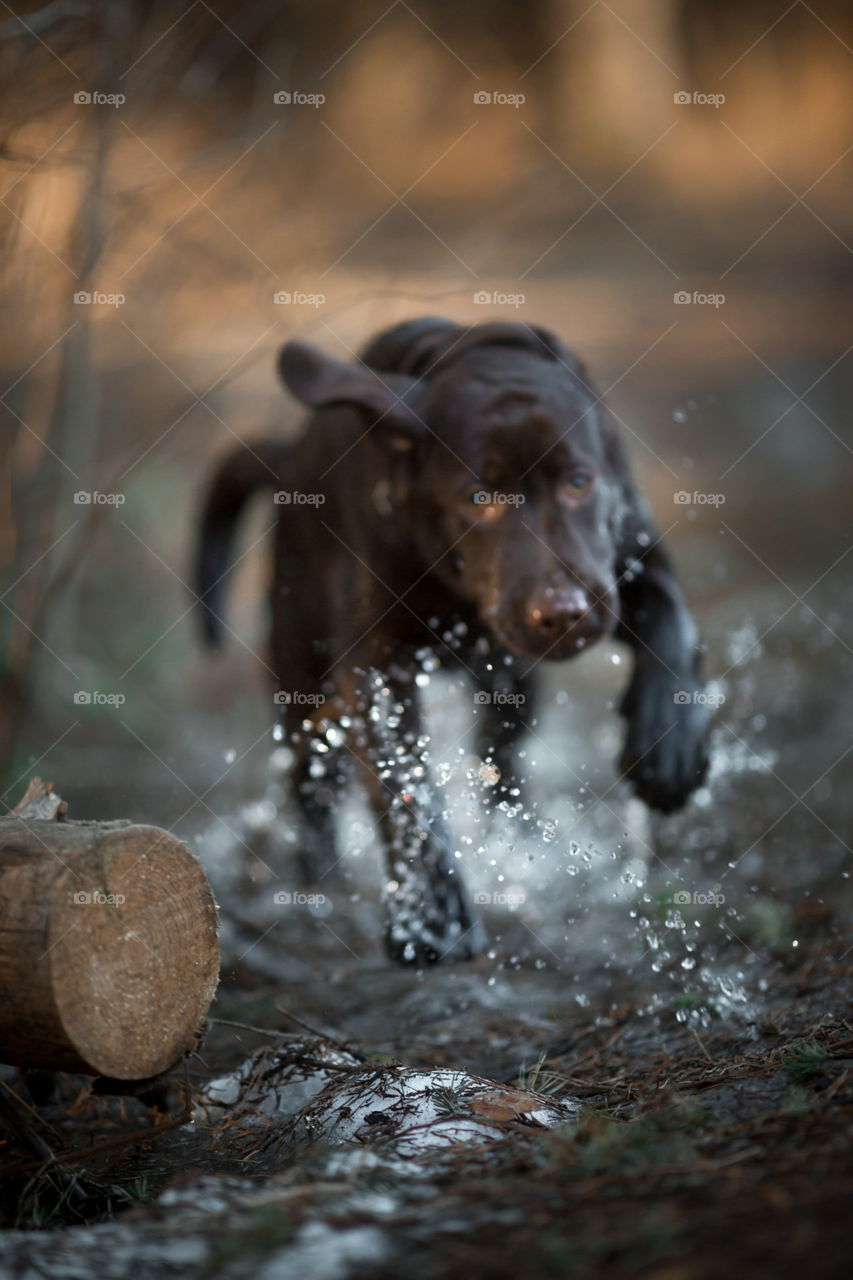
562 473 594 499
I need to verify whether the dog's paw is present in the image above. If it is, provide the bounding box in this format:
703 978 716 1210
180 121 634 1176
620 677 711 813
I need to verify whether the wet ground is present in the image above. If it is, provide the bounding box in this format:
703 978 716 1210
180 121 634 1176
2 256 852 1276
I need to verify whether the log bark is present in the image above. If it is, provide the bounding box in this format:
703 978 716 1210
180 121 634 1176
0 780 219 1078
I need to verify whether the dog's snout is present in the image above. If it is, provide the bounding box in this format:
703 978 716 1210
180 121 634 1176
526 586 592 639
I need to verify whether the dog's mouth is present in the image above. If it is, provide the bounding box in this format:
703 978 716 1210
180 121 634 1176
485 598 617 662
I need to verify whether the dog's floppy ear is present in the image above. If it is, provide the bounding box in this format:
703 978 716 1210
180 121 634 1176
278 341 423 446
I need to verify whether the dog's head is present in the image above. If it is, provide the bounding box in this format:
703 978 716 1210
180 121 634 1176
279 319 633 662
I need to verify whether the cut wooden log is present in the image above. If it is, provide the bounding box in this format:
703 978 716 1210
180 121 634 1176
0 779 219 1079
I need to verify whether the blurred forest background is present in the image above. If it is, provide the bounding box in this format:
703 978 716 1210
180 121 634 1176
0 0 850 912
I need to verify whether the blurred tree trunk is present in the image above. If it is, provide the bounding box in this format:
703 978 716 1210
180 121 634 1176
0 1 132 790
551 0 680 168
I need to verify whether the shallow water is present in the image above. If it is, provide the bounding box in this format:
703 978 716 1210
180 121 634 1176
184 519 851 1073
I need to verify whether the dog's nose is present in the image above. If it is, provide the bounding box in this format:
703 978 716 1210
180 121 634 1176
526 586 593 640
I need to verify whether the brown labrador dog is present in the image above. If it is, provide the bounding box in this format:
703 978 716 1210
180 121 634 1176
196 318 709 964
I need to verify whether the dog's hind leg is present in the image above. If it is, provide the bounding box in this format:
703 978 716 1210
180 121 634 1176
278 698 346 883
289 732 346 882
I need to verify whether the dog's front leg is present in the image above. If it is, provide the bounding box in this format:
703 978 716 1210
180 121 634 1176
616 546 710 812
342 666 487 965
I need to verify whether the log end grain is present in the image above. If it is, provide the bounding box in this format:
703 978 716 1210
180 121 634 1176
0 820 220 1078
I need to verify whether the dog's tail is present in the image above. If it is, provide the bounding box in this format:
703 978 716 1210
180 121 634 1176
195 440 284 649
